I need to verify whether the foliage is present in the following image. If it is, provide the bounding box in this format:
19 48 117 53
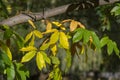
0 0 120 80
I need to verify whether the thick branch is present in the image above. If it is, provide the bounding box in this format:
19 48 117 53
0 0 119 27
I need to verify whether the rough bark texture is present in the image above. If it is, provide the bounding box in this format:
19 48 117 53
0 0 119 27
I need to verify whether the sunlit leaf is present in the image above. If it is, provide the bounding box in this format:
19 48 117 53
77 22 85 29
113 42 119 56
73 28 84 43
41 51 51 64
80 45 85 54
70 20 78 31
42 29 57 34
40 43 50 50
59 31 69 49
29 35 35 46
21 51 36 63
33 30 43 38
20 46 37 52
83 30 91 44
0 40 12 60
52 21 66 30
36 52 46 70
24 32 33 43
49 31 59 44
46 21 52 31
28 20 36 29
51 44 57 56
62 19 72 23
100 37 109 47
107 40 114 55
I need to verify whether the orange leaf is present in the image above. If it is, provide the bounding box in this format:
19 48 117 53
70 20 78 31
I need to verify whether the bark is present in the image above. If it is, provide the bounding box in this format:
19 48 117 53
0 0 119 27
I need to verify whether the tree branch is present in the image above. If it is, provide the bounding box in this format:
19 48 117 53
0 0 119 27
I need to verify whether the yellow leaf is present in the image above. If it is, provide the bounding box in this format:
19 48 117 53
52 21 66 30
0 40 12 60
80 45 84 54
49 31 59 44
20 46 37 52
70 20 78 31
21 51 36 63
2 45 12 60
36 52 46 70
28 20 36 29
42 29 57 34
33 30 43 38
62 19 72 23
51 44 57 56
24 32 33 43
40 43 50 50
77 22 85 29
29 35 35 46
46 21 52 31
59 32 69 49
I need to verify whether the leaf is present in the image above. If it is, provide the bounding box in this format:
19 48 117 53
0 40 12 60
107 40 114 55
36 52 46 70
29 35 35 46
33 30 43 38
52 21 66 30
77 22 85 29
42 29 57 34
46 21 52 31
73 28 84 43
20 46 37 52
41 51 51 64
59 31 69 49
49 31 59 44
51 44 57 56
6 65 15 80
113 42 119 56
83 30 91 44
21 51 36 63
24 32 33 43
100 37 109 47
70 20 78 31
91 32 100 49
50 56 60 65
40 43 50 50
28 20 36 29
3 29 13 39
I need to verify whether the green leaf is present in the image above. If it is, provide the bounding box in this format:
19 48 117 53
0 50 12 66
6 64 15 80
50 56 60 65
36 52 46 70
83 30 91 44
3 29 13 39
91 32 100 49
107 40 114 55
21 51 36 63
111 5 120 16
49 30 59 44
100 37 109 47
14 62 29 80
20 46 37 52
113 42 119 56
73 28 84 43
29 35 35 46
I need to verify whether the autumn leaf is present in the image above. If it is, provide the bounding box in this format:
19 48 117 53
29 35 35 46
51 44 57 56
20 46 37 52
59 31 69 49
21 51 36 63
24 32 33 43
49 31 59 44
33 30 43 38
46 21 52 31
36 52 46 70
52 21 66 30
28 20 36 29
70 20 78 31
